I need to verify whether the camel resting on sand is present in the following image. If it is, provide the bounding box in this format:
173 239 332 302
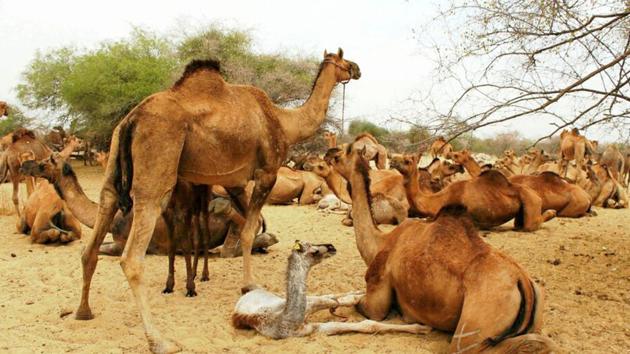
304 153 408 225
599 145 625 182
245 166 329 205
388 153 556 230
233 240 430 339
352 132 388 169
335 145 557 353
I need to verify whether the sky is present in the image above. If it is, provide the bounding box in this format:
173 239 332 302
0 0 619 142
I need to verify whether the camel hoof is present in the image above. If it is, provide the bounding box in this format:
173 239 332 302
543 209 557 221
162 288 174 294
185 289 197 297
75 308 94 321
149 337 181 354
200 275 209 282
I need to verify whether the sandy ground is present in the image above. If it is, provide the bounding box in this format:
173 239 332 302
0 162 628 353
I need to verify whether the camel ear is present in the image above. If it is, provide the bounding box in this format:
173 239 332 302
323 49 328 57
337 48 344 59
360 146 368 159
293 240 303 252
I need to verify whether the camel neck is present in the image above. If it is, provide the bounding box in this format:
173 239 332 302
59 144 78 160
277 65 337 145
403 169 422 214
324 169 352 204
55 166 99 228
281 253 310 326
349 159 383 266
403 168 451 217
463 158 481 177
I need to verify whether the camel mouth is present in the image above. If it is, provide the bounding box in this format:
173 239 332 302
348 61 361 80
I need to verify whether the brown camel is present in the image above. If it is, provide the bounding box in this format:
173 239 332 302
599 144 625 182
338 145 557 353
0 101 8 117
245 166 329 205
623 153 630 187
45 126 67 151
76 49 360 353
589 163 628 208
509 172 591 217
389 153 555 230
304 154 408 225
425 157 465 188
94 151 109 168
559 128 596 176
323 131 337 148
0 128 53 216
447 149 482 177
352 132 388 169
428 136 453 159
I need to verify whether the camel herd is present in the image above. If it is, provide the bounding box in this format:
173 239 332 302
1 49 629 353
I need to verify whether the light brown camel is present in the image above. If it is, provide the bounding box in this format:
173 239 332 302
623 153 630 187
233 240 429 338
17 152 82 243
303 154 408 225
59 135 83 160
245 166 329 205
45 126 67 151
94 151 109 168
76 50 360 353
0 128 53 216
323 131 337 148
352 132 387 169
599 144 625 182
336 145 557 353
425 157 465 188
560 128 596 176
388 153 555 230
589 163 628 208
428 136 453 159
0 101 8 117
509 172 592 217
447 149 482 177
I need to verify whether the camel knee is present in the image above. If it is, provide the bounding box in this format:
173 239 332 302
120 255 143 284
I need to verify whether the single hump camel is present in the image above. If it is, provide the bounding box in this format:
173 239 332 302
335 146 557 353
389 153 555 231
233 240 429 338
599 144 625 182
17 153 82 244
447 149 482 177
0 101 8 117
560 128 596 175
323 131 337 148
0 128 53 216
352 132 388 169
429 136 453 159
245 166 329 205
76 49 360 353
303 154 408 225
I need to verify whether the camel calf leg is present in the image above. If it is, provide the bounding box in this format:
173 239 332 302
312 320 431 336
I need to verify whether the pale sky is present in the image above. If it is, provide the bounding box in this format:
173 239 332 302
0 0 618 142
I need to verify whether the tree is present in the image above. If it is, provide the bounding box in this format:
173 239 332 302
0 104 32 136
348 119 390 139
405 0 630 145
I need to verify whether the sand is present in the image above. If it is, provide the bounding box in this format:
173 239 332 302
0 162 628 353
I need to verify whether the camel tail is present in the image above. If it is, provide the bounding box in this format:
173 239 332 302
484 278 537 346
113 119 136 214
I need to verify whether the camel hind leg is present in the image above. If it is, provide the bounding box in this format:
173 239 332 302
312 320 431 336
513 185 555 231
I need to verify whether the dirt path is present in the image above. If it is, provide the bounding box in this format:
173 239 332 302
0 164 628 353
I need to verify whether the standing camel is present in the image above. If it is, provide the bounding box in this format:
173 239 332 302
337 145 557 353
0 101 8 117
0 128 52 216
76 49 360 353
559 128 596 176
429 136 453 159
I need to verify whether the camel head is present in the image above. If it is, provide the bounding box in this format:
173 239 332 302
322 48 361 83
503 149 515 159
303 155 332 178
322 131 337 148
95 151 109 167
389 153 419 177
324 146 352 179
64 135 83 148
0 101 8 117
19 152 65 183
446 149 472 165
291 240 336 267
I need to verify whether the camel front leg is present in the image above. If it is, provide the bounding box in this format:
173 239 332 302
306 291 365 315
76 183 119 320
312 320 431 336
241 169 276 291
59 210 82 243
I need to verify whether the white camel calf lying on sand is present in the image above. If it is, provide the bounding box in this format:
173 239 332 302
232 240 430 338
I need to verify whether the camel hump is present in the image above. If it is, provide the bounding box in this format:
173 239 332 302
538 171 564 183
173 59 222 87
436 204 468 218
478 169 509 185
11 128 37 143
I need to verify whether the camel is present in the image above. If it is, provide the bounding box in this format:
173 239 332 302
303 153 408 225
428 136 453 159
509 172 591 217
59 135 83 160
323 131 337 148
599 144 625 182
335 145 557 353
0 101 8 117
16 152 82 243
95 151 109 168
75 49 360 353
447 149 482 178
352 133 387 169
588 163 628 208
0 128 53 216
388 153 555 230
425 157 465 188
45 126 67 151
623 153 630 187
233 240 430 338
245 166 329 205
559 128 596 176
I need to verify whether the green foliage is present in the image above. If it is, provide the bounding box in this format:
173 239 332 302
16 26 319 147
348 120 390 140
